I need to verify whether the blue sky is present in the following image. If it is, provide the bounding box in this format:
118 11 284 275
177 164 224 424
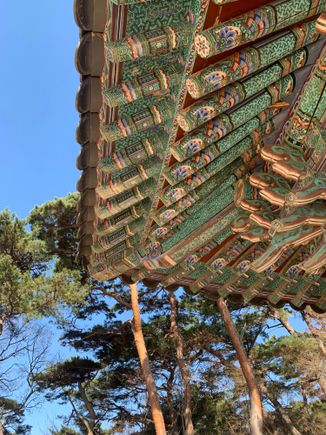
1 1 80 432
0 0 80 220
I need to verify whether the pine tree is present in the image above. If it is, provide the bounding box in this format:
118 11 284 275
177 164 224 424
24 195 326 434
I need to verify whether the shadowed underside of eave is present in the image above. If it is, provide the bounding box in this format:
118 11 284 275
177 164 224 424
74 0 326 312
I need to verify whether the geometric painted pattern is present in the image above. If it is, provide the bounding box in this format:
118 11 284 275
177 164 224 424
75 0 326 312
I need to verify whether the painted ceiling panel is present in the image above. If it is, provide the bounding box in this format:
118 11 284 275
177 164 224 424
74 0 326 312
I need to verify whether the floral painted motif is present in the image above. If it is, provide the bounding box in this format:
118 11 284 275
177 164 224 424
185 138 204 154
206 116 231 138
194 105 215 122
203 70 227 86
185 254 200 267
167 187 186 201
198 241 217 257
161 209 177 222
175 165 194 180
286 265 301 277
182 193 197 205
264 265 276 275
263 122 272 135
195 34 211 58
185 78 201 98
153 227 170 240
236 260 251 273
216 26 241 52
199 147 216 161
297 50 306 68
148 241 162 259
211 258 228 271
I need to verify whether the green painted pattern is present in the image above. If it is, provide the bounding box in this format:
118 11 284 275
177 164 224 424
166 117 276 186
194 0 323 58
186 20 317 99
173 75 294 162
102 97 175 142
283 51 326 154
104 63 183 107
172 208 239 263
156 175 237 231
82 0 326 312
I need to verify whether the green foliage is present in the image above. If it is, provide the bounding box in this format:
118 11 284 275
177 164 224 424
0 253 87 321
190 388 249 434
35 357 102 391
0 210 47 275
29 193 80 271
1 196 325 434
0 204 90 432
49 427 80 435
37 285 272 433
0 208 88 323
0 397 31 434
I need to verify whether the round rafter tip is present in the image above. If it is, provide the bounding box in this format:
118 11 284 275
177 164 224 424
76 207 95 226
74 0 107 32
76 77 102 114
77 142 98 170
75 32 105 76
76 168 97 192
76 112 100 145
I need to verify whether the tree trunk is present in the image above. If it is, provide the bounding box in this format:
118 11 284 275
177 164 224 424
129 282 166 435
216 298 263 435
301 311 326 398
168 291 194 435
260 385 302 435
302 310 326 357
166 368 178 435
83 422 95 435
269 396 302 435
283 310 326 398
67 393 94 435
270 309 296 335
77 382 96 433
318 376 326 399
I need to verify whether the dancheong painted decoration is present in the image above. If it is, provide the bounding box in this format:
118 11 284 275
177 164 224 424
74 0 326 312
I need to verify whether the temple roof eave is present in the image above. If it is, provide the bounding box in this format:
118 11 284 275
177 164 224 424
74 0 326 312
